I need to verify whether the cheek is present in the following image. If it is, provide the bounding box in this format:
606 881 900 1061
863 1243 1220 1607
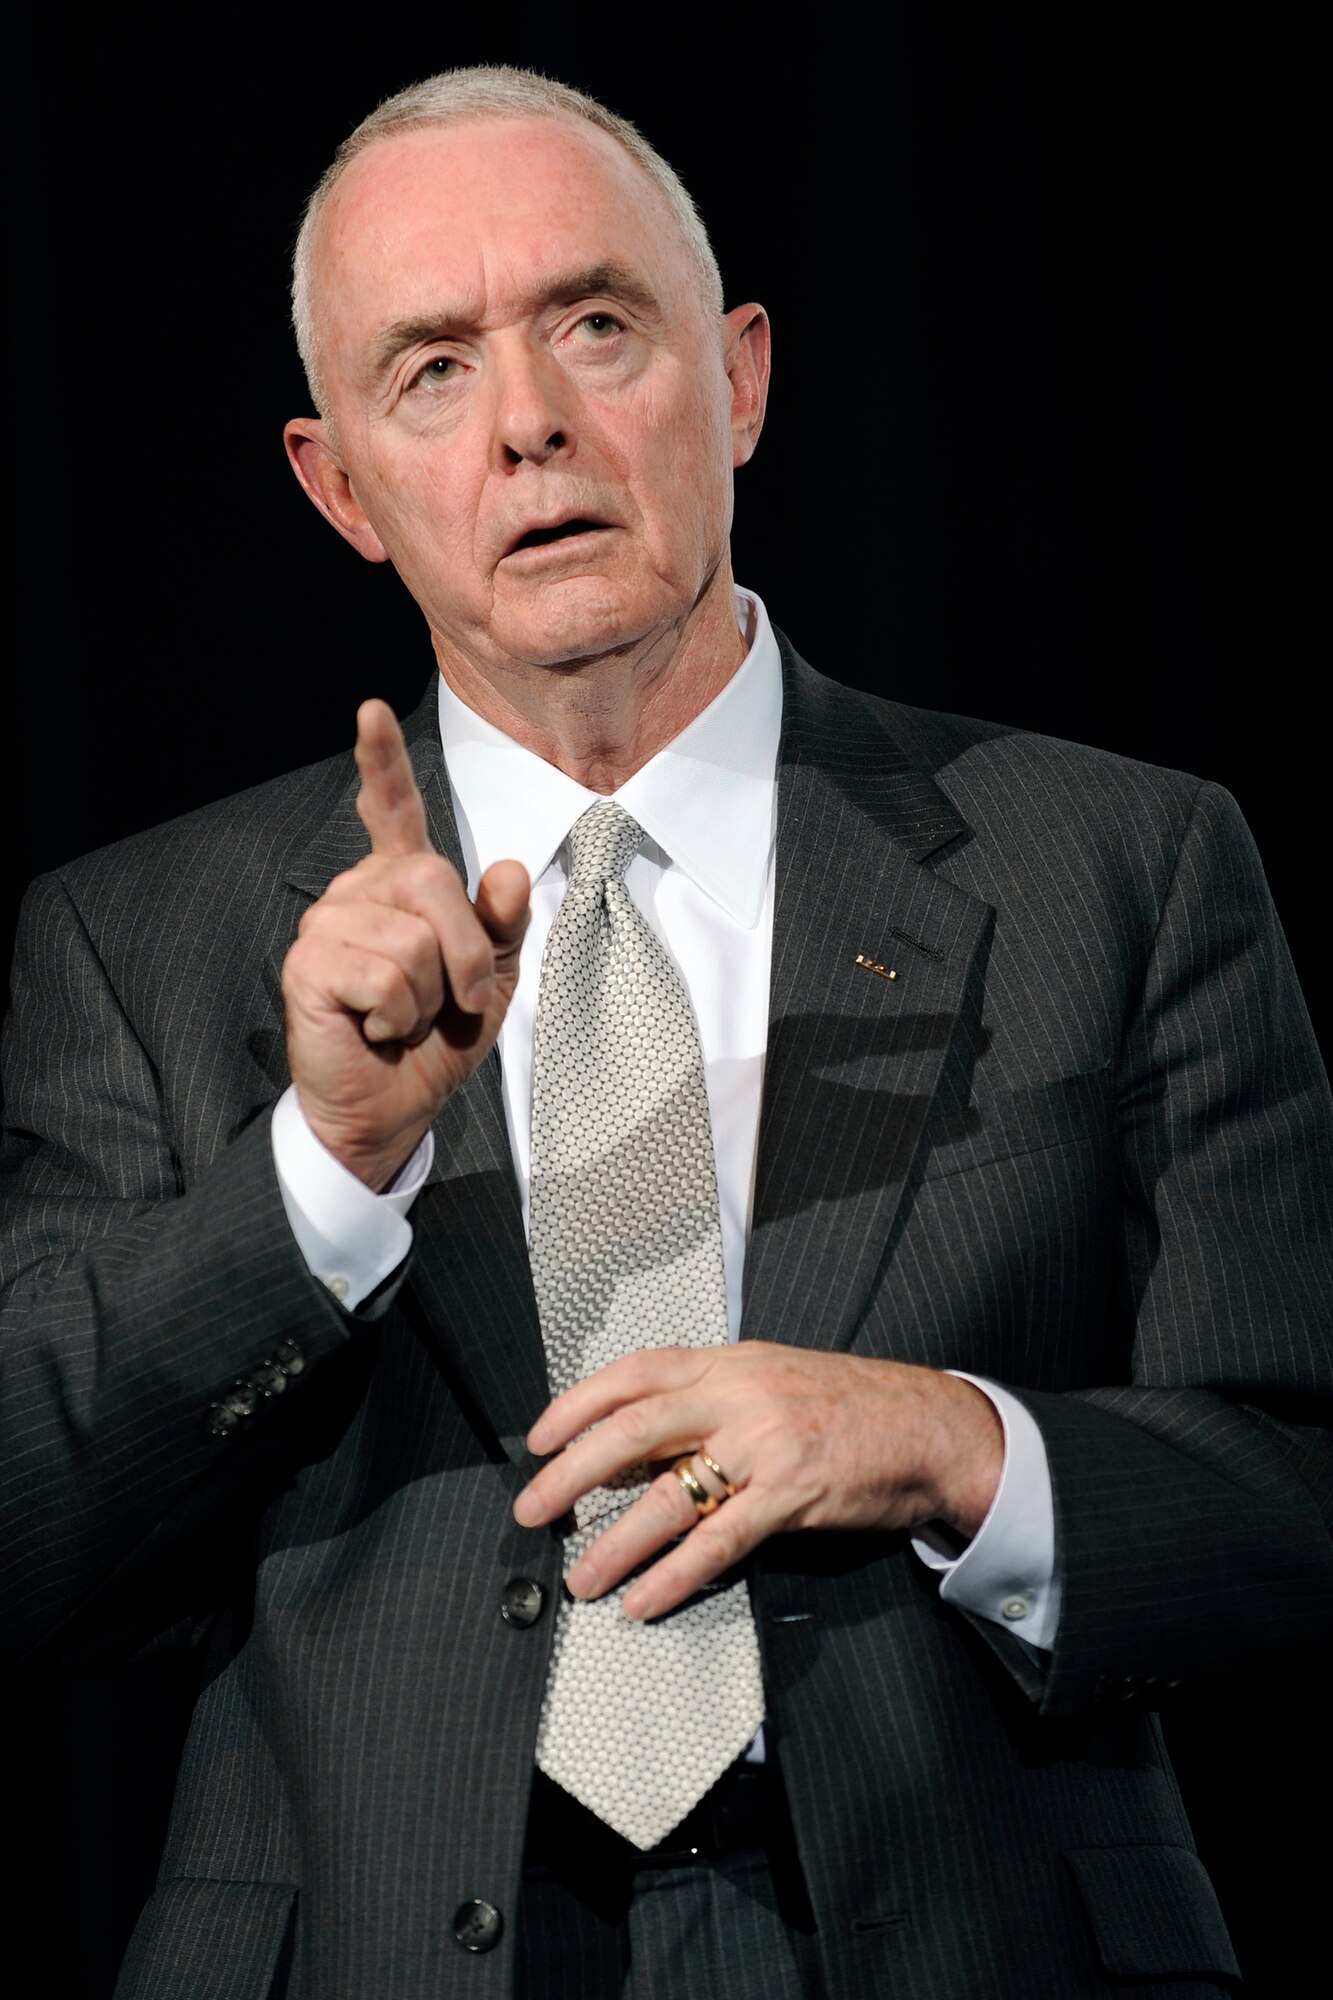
633 390 732 551
361 460 475 566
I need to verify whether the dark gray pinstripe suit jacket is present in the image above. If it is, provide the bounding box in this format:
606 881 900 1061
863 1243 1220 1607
2 641 1330 1998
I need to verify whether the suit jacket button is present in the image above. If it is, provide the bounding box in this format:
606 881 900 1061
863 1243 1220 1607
224 1382 258 1418
499 1577 546 1628
452 1899 503 1952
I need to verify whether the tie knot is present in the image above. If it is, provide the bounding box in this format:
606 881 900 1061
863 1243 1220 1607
565 800 645 888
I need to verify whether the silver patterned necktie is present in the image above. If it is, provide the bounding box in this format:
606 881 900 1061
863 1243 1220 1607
529 799 765 1851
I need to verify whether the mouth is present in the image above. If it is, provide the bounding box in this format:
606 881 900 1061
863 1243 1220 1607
504 517 612 558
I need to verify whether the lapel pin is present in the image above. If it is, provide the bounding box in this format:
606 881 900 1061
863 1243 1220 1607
855 954 898 982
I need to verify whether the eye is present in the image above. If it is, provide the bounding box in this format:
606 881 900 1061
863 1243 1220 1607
414 355 460 387
573 312 623 341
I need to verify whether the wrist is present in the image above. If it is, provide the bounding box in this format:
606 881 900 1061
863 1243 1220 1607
924 1373 1005 1539
296 1097 429 1193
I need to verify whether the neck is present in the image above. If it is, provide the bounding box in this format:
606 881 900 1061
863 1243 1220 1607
433 563 747 792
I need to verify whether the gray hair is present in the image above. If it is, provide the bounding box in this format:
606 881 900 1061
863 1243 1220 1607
291 66 725 416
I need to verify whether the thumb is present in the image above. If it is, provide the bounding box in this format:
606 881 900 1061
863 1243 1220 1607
474 859 530 968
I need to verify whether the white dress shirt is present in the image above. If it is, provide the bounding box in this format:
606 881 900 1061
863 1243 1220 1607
271 587 1060 1653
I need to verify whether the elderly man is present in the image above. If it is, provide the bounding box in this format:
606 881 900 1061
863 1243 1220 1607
1 64 1329 2000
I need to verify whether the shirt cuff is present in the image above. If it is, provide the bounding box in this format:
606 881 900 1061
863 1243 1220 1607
910 1373 1062 1652
270 1084 433 1311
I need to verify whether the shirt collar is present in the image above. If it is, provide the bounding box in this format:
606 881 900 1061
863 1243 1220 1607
437 587 782 928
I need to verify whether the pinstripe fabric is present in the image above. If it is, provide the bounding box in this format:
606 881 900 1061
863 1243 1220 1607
113 1881 296 2000
619 1858 812 2000
515 1854 813 2000
516 1840 808 2000
2 637 1326 1996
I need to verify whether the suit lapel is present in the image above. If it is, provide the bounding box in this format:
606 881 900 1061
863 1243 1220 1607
284 678 547 1466
740 644 993 1354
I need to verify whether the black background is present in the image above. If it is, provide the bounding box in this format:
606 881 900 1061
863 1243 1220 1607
2 6 1328 1993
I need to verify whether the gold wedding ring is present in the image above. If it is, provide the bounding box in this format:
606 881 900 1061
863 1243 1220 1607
697 1450 737 1497
672 1455 721 1517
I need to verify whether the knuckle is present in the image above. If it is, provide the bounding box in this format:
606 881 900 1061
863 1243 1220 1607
366 958 404 1006
297 900 348 941
401 905 436 949
374 909 412 960
405 919 445 981
708 1514 746 1566
620 1350 670 1401
618 1401 654 1452
405 851 452 899
281 935 317 986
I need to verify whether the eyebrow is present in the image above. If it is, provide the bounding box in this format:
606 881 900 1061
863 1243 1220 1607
364 262 665 383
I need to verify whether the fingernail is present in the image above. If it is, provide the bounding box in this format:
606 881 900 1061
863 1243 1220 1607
566 1560 597 1599
622 1586 651 1620
513 1491 542 1527
465 975 494 1009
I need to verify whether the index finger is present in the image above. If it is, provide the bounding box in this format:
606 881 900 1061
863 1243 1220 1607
354 699 432 857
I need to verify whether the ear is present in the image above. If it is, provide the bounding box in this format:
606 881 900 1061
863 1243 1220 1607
283 418 392 564
721 304 771 467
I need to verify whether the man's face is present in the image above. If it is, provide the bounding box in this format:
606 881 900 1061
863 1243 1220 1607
290 116 767 676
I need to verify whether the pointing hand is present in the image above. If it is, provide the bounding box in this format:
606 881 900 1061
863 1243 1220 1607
281 699 529 1189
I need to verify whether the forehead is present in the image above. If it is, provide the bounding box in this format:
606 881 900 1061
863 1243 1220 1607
313 114 696 346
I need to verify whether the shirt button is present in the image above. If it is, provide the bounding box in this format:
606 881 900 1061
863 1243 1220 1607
324 1274 350 1301
452 1899 503 1952
499 1578 546 1628
1001 1594 1031 1621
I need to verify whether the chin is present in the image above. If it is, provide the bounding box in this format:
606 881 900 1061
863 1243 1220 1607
491 580 673 669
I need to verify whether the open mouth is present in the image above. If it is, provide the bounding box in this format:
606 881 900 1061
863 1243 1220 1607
509 517 606 553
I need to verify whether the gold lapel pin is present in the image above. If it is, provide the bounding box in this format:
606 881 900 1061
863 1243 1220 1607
855 954 898 982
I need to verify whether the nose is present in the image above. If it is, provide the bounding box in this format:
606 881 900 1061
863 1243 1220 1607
489 337 575 469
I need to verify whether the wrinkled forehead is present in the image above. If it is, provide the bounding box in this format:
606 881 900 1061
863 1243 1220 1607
309 113 702 355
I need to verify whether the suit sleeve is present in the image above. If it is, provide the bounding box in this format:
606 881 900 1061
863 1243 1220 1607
970 780 1333 1713
0 873 388 1667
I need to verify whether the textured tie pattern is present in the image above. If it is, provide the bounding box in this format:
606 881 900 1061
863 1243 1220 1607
529 800 764 1850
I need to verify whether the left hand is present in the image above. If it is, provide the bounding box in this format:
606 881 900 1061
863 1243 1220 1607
513 1344 1004 1621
